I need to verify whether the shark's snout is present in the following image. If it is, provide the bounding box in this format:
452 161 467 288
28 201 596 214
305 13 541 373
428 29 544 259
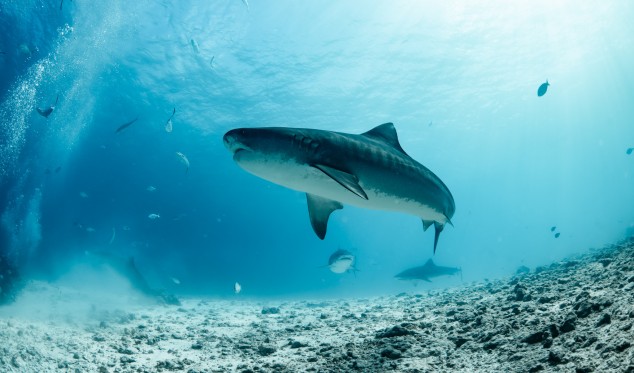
223 129 248 154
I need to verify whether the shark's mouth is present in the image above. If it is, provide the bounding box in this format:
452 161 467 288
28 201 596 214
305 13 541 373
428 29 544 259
232 147 253 162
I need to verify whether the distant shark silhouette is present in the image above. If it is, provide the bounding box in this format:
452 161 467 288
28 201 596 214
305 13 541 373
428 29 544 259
85 251 180 305
223 123 455 253
395 259 461 282
326 249 356 274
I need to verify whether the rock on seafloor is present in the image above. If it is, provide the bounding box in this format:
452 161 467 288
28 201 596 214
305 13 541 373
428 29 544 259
1 239 634 372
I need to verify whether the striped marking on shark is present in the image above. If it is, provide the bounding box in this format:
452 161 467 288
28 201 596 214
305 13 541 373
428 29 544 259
223 123 455 253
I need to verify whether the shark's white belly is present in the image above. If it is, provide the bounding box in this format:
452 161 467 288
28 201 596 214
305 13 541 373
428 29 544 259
239 157 446 222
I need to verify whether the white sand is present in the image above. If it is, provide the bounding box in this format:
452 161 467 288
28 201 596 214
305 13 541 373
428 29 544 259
1 240 633 372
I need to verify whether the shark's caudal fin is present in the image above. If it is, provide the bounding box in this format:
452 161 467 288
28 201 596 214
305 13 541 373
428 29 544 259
306 194 343 239
433 222 444 254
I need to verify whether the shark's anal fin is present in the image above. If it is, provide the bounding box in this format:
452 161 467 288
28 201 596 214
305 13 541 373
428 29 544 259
422 219 434 231
312 164 368 200
306 193 343 239
433 222 445 254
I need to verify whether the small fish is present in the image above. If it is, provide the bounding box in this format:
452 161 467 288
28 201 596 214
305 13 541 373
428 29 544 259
241 0 249 10
45 169 51 175
171 277 181 285
554 232 561 238
148 213 160 220
36 95 59 118
176 152 190 173
627 148 633 155
54 166 62 173
122 226 131 231
18 43 31 56
550 226 556 232
146 186 157 192
79 191 88 198
537 80 550 97
109 227 116 245
234 282 242 294
85 227 96 233
115 116 138 133
190 39 200 54
210 56 215 69
165 107 175 133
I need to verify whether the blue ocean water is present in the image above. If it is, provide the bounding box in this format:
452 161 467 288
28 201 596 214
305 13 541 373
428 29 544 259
1 0 634 300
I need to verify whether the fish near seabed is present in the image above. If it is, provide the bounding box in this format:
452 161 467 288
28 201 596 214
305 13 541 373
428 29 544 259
537 80 550 97
223 123 455 253
234 282 242 294
148 213 160 219
395 259 461 282
327 249 355 274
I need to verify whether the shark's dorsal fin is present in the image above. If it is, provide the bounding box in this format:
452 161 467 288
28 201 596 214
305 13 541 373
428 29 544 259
306 193 343 239
424 258 435 267
361 123 407 155
312 164 368 200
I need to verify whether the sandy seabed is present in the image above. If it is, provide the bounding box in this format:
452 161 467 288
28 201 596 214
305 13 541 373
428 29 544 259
1 239 634 373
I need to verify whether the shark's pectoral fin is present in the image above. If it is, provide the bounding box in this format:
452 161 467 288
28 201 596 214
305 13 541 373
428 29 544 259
422 277 432 283
422 219 434 231
312 164 368 200
306 193 343 239
433 222 445 254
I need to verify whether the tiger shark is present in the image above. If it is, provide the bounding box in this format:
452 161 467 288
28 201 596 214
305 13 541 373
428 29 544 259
223 122 455 253
395 258 461 282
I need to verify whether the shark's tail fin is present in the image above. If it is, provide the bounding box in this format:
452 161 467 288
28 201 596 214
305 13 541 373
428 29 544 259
433 222 444 254
350 265 360 278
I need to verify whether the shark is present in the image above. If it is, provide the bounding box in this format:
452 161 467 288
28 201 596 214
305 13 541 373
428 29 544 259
395 259 461 282
85 250 181 305
223 122 455 253
326 249 356 274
